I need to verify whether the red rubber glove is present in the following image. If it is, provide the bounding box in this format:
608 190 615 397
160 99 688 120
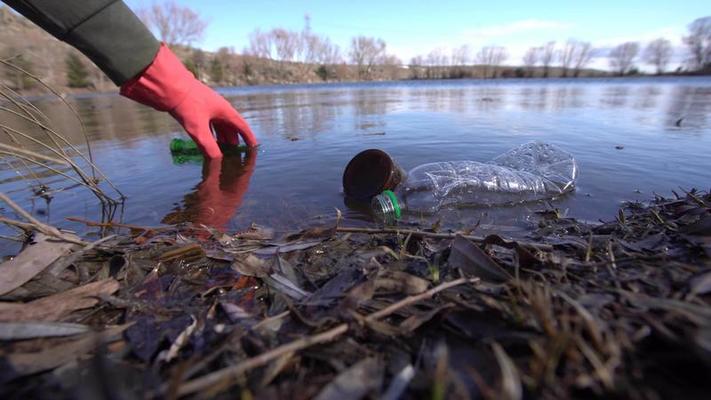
120 43 257 158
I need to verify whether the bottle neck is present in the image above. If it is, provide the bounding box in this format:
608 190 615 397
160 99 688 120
371 190 403 224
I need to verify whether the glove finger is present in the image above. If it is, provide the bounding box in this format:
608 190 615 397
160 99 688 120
212 120 239 146
215 109 258 147
184 120 223 159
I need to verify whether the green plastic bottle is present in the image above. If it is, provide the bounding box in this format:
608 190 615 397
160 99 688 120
169 138 249 156
170 138 201 155
171 154 204 165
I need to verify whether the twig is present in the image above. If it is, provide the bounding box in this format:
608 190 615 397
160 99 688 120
0 192 87 245
337 226 485 241
172 324 348 397
365 277 478 321
336 226 552 251
167 277 478 398
0 59 98 178
65 216 169 232
0 142 70 165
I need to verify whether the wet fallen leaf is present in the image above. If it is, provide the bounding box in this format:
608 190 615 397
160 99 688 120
449 235 511 282
689 271 711 295
0 321 89 340
399 303 454 332
381 364 415 400
254 239 324 256
232 254 269 278
235 224 275 241
492 342 522 400
313 357 383 400
0 233 78 296
220 302 251 322
157 315 197 363
375 271 429 295
1 324 129 382
0 279 119 322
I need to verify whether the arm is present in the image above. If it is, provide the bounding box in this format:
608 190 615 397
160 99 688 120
3 0 158 85
2 0 258 157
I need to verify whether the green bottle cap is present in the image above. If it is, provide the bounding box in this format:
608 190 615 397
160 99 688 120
382 190 401 219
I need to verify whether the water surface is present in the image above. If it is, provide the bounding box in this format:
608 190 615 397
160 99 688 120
2 77 710 252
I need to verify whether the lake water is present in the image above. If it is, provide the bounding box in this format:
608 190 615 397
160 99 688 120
1 77 710 251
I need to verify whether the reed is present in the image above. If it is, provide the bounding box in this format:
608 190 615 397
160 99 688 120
0 58 123 206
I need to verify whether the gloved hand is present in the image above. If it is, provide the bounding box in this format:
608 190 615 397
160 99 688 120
120 43 257 158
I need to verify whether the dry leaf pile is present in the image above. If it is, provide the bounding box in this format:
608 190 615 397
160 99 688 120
1 191 710 399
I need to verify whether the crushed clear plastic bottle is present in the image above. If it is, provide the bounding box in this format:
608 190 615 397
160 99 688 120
372 141 578 222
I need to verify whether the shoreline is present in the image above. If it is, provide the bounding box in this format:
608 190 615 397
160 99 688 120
0 189 709 398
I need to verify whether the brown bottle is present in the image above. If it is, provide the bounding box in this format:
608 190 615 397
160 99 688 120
342 149 404 200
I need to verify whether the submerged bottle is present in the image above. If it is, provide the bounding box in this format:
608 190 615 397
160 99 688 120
170 138 249 157
170 138 201 155
371 141 578 223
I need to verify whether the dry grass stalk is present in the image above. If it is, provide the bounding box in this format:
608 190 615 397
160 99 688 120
0 59 123 204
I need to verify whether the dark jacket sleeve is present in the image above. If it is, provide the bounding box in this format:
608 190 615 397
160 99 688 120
2 0 160 85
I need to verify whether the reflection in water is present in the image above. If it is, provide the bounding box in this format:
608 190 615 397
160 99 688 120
2 77 711 247
600 86 630 108
162 150 256 231
665 86 711 130
635 86 662 110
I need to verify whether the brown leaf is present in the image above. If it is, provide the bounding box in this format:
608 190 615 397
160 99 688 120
375 271 429 295
0 279 119 322
235 224 275 240
0 321 89 340
689 270 711 295
2 324 128 381
286 225 336 241
0 233 78 296
681 214 711 236
232 254 269 278
399 303 454 332
253 239 324 256
313 357 383 400
449 235 511 282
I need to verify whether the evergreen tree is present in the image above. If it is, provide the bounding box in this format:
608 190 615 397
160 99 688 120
3 52 36 91
65 52 91 88
209 57 225 84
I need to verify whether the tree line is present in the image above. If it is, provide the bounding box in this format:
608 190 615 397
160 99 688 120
1 1 710 92
141 5 710 84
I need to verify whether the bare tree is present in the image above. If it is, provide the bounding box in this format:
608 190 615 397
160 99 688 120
558 40 577 77
609 42 640 75
572 41 594 77
409 55 425 79
450 45 470 78
426 48 448 79
644 38 672 74
522 47 540 77
683 16 711 71
349 36 386 80
271 28 300 62
476 46 508 78
379 54 402 80
138 1 207 47
451 45 469 65
246 29 274 59
541 41 556 77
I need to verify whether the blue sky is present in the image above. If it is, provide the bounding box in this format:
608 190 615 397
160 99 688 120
125 1 708 70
